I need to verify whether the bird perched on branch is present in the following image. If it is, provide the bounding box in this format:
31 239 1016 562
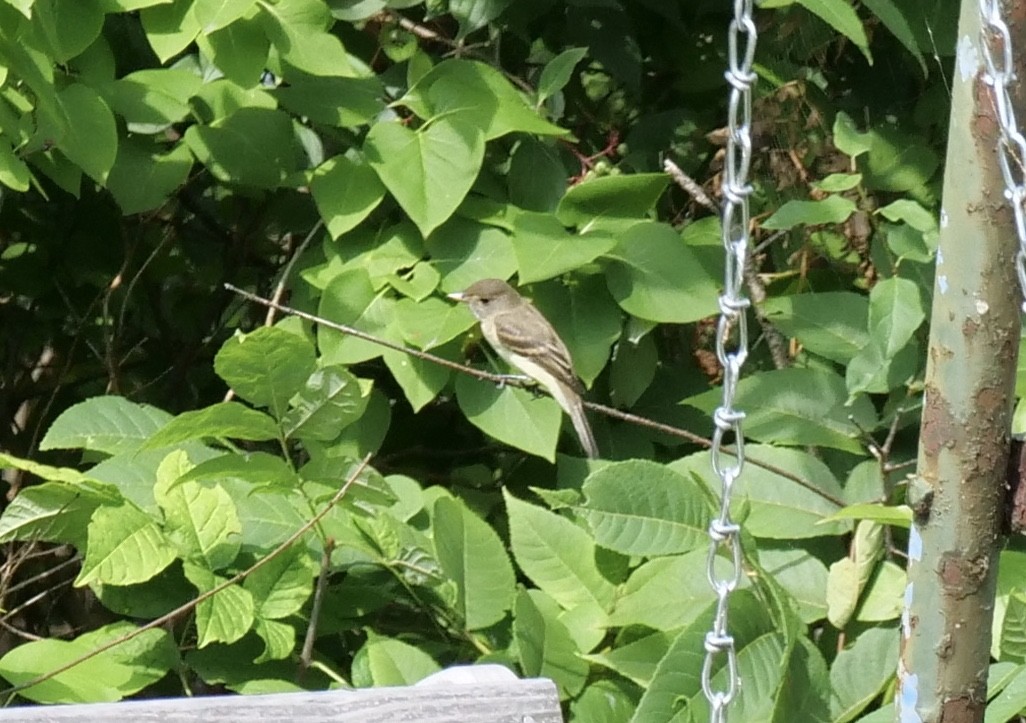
448 278 598 459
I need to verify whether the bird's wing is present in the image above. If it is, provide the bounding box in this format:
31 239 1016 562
491 305 584 393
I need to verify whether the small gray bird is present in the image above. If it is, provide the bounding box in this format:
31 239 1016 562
448 278 599 459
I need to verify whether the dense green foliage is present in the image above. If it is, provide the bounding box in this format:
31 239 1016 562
6 0 1026 720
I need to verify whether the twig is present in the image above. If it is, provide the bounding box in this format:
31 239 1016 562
223 285 844 506
0 455 372 703
664 158 718 213
266 221 323 328
299 538 334 677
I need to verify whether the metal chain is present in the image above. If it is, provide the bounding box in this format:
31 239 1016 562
703 0 756 720
979 0 1026 309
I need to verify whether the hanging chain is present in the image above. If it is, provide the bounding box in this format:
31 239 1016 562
979 0 1026 309
702 0 756 720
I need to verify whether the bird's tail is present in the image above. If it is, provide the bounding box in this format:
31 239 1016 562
566 392 599 459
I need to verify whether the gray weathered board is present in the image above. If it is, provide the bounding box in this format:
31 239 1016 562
0 668 562 723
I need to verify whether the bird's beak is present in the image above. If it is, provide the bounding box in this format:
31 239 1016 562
447 291 466 302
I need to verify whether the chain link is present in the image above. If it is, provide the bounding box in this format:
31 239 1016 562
979 0 1026 310
703 0 756 719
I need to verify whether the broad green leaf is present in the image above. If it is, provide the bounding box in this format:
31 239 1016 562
141 0 201 62
860 123 940 192
425 217 517 293
455 374 562 461
364 117 485 238
830 626 899 723
863 0 924 71
1 0 33 17
197 13 269 87
351 636 440 687
820 503 912 528
433 497 516 630
833 110 872 158
41 396 172 455
194 0 257 32
214 326 316 418
868 276 925 357
0 140 31 191
76 502 176 586
274 74 384 127
504 490 615 613
511 212 616 284
760 547 829 624
761 195 858 230
32 0 104 62
155 469 241 570
605 221 720 323
578 460 710 556
827 521 884 628
760 292 869 364
508 138 566 213
387 261 440 301
258 0 352 77
812 173 862 192
184 563 255 647
317 267 399 364
283 366 371 441
0 638 135 703
308 220 422 289
845 336 920 396
401 59 566 140
877 198 938 233
794 0 870 62
449 0 511 39
192 77 277 119
583 630 673 687
145 402 280 448
0 480 111 546
557 173 669 233
570 680 636 723
514 589 588 699
102 69 202 132
253 618 295 663
670 445 849 539
177 451 299 488
537 47 588 104
531 276 622 386
986 664 1026 723
311 156 386 239
610 330 657 407
56 83 117 182
394 297 475 350
244 545 316 619
107 139 193 214
609 551 724 630
331 387 392 458
855 561 904 623
383 348 451 412
184 108 298 188
682 367 876 454
76 622 178 697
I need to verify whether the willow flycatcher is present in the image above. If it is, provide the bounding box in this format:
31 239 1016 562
449 278 599 459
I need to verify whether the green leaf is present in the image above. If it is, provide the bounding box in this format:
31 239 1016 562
812 172 862 192
0 480 111 546
511 212 616 284
761 547 829 624
184 108 298 188
214 326 316 418
0 140 31 191
56 83 117 182
0 639 135 703
604 221 720 323
682 367 876 454
862 0 925 72
531 276 622 386
794 0 871 63
103 69 202 131
827 521 884 628
145 402 280 448
40 396 172 455
258 0 352 77
364 117 485 238
282 366 371 441
537 47 588 104
155 463 242 570
311 156 387 240
669 445 848 539
177 451 299 489
508 138 566 212
197 12 269 86
820 503 912 528
557 173 669 233
394 297 475 350
578 460 710 556
860 123 940 192
76 502 176 586
833 111 872 158
846 336 920 396
383 348 451 412
986 664 1026 722
583 630 673 687
107 139 193 215
253 618 295 663
449 0 511 39
184 563 255 647
433 497 516 629
762 195 858 230
455 374 562 461
317 267 399 364
504 490 614 613
514 589 588 699
274 74 384 127
609 550 725 630
244 545 316 619
32 0 104 62
351 636 440 687
855 561 904 623
868 276 925 357
401 59 566 140
194 0 257 32
760 292 870 364
141 0 201 62
424 217 517 293
610 330 657 407
830 626 898 723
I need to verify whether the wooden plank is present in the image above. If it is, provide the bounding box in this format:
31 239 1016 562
0 678 563 722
